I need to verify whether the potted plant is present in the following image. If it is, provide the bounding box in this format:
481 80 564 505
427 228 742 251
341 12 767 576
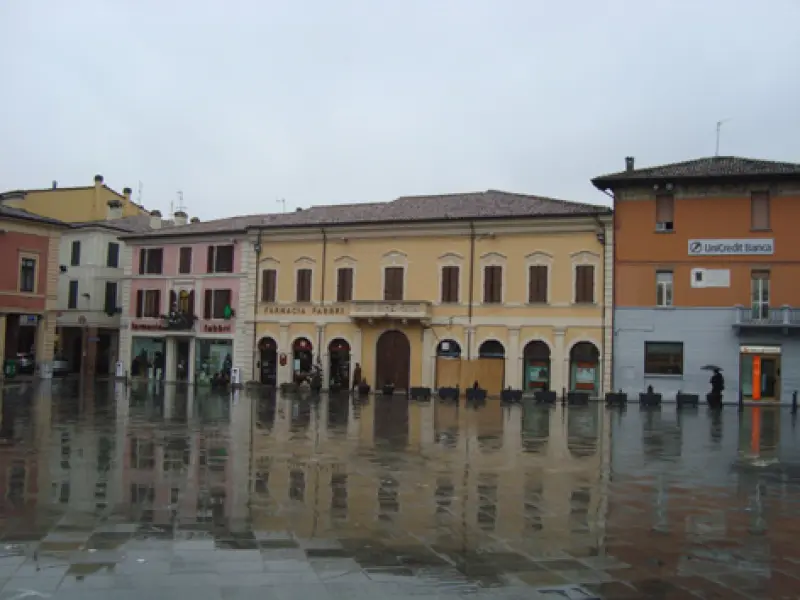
534 389 557 404
466 387 487 402
605 390 628 406
357 380 371 395
501 388 523 403
438 386 460 401
639 385 662 407
568 391 590 406
676 390 699 408
382 383 395 396
410 387 431 401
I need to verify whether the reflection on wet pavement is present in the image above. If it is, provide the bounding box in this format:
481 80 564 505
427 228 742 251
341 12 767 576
0 381 799 599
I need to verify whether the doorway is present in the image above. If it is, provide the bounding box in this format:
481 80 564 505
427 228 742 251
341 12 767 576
740 346 781 402
258 337 277 385
328 338 351 389
176 340 190 381
375 330 410 391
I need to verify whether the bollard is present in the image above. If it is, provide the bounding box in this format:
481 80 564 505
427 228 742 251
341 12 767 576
738 388 744 412
562 387 567 405
792 390 798 415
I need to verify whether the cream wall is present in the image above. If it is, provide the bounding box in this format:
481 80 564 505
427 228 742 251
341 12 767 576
247 216 613 394
4 183 145 223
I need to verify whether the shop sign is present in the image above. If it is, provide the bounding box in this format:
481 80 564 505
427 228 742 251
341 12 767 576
19 314 38 326
263 304 346 316
131 321 167 331
688 238 774 256
740 345 781 355
203 323 232 333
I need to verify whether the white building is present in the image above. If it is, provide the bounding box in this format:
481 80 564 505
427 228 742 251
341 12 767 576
56 200 154 375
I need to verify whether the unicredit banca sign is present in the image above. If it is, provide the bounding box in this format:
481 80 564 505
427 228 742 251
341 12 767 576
688 239 774 256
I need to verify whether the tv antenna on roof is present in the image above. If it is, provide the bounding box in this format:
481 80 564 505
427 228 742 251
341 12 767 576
715 118 731 156
277 197 286 213
176 190 186 213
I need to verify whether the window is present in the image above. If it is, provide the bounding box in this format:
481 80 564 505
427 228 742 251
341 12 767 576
644 342 684 375
751 270 770 319
656 271 673 307
296 269 312 302
207 245 234 273
383 267 404 301
70 240 81 266
261 269 277 302
337 267 353 302
68 280 79 309
139 248 163 274
135 289 162 318
105 242 120 268
528 265 548 303
441 266 459 303
179 247 192 274
655 194 674 232
574 265 595 303
104 281 118 313
751 191 770 230
204 289 233 319
19 257 36 293
130 438 155 469
483 266 502 303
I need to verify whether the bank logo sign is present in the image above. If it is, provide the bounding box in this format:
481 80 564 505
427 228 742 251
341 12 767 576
688 238 774 256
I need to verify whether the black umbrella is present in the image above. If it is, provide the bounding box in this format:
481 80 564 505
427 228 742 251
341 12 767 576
700 365 723 371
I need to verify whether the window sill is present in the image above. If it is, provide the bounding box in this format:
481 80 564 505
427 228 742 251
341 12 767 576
644 373 684 379
654 230 675 234
654 305 675 310
572 302 597 306
526 302 550 306
750 228 772 233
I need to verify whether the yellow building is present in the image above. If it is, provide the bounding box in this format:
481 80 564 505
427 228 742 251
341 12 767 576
0 174 146 223
246 190 613 396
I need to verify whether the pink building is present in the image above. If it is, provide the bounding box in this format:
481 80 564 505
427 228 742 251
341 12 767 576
119 212 252 384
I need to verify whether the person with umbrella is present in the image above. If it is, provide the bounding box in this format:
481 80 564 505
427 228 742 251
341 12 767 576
702 365 724 408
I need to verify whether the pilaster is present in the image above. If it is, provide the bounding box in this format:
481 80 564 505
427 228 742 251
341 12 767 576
506 327 520 389
552 327 566 393
351 327 363 385
421 327 435 387
236 237 257 382
278 323 291 386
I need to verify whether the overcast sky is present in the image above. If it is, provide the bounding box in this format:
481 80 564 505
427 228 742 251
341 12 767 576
2 1 799 220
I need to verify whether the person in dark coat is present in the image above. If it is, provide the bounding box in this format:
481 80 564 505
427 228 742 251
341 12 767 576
352 363 362 391
709 368 724 408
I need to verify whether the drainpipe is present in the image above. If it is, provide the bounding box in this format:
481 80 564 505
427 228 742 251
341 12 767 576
599 190 615 392
251 229 262 381
318 228 328 362
467 221 476 360
593 213 608 396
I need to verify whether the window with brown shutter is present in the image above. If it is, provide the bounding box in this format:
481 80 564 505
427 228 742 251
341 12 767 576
337 268 353 302
528 265 548 303
204 289 212 319
143 290 161 317
296 269 312 302
383 267 404 301
179 247 192 274
136 290 144 318
261 269 277 302
751 191 770 230
441 266 459 303
575 265 595 303
483 265 502 303
655 194 674 231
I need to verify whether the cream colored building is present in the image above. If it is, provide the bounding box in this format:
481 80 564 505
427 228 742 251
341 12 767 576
244 190 613 396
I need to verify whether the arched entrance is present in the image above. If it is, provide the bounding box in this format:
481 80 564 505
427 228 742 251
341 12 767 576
569 342 600 396
293 337 313 382
375 330 411 391
435 339 462 388
523 341 551 391
258 337 277 385
328 338 351 389
477 340 505 394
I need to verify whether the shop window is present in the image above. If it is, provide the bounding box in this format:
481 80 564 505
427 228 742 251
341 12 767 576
195 339 233 385
751 191 770 230
107 242 119 268
574 265 595 304
528 265 548 303
204 289 233 319
441 266 459 303
337 267 353 302
655 194 674 232
19 257 36 293
207 245 234 273
483 266 502 303
644 342 684 376
656 271 673 307
179 247 192 274
383 266 404 301
262 269 277 302
139 248 163 274
130 438 155 470
296 269 312 302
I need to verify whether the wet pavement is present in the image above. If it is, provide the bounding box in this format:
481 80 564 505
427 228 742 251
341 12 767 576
0 381 799 599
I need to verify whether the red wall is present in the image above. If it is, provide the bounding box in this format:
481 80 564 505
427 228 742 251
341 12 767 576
0 230 51 312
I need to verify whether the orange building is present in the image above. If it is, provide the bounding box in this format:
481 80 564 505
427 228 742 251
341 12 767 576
592 155 800 403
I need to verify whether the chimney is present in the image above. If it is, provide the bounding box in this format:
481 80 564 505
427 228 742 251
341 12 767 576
107 199 123 220
150 209 162 230
123 187 132 205
295 207 302 212
94 174 104 185
174 210 188 227
190 217 200 224
94 174 104 218
625 156 635 172
52 180 57 189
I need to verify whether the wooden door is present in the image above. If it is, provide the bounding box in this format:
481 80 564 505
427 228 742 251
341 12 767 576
375 330 411 391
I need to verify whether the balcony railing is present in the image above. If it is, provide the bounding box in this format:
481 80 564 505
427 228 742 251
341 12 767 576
349 300 432 322
733 305 800 329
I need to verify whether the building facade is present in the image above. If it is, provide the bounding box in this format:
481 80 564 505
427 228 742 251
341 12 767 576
118 214 250 385
245 191 613 396
0 174 146 223
0 206 67 374
593 155 800 403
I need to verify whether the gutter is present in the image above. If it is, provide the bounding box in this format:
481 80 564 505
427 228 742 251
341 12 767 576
251 230 262 381
318 228 327 362
598 190 615 393
467 221 476 360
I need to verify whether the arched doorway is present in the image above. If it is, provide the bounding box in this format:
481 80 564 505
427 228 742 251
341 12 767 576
435 339 461 388
569 342 600 396
523 341 551 391
328 338 351 389
375 330 411 391
477 340 505 394
293 337 313 382
258 337 277 385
